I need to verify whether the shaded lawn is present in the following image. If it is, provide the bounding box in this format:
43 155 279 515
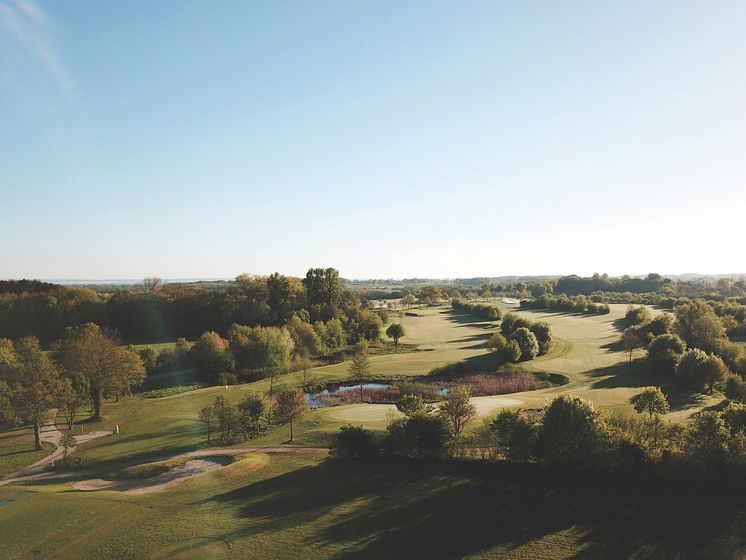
3 454 744 559
208 457 746 560
0 430 54 478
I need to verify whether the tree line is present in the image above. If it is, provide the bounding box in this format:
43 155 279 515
332 390 746 480
0 324 146 448
0 268 380 344
622 301 746 398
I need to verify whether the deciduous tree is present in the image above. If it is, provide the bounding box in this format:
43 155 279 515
55 324 145 420
274 387 309 442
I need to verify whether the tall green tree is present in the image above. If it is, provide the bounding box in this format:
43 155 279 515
55 324 145 420
631 386 670 420
274 388 309 442
0 337 71 449
266 272 291 325
385 323 406 349
348 343 371 402
237 392 267 437
440 385 476 450
675 299 725 352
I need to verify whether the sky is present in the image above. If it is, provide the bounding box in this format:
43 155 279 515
1 0 745 280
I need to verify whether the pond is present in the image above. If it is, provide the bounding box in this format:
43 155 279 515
306 383 392 408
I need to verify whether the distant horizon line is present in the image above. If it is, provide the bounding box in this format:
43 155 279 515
9 272 745 286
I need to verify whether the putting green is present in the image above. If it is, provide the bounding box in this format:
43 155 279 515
326 404 402 423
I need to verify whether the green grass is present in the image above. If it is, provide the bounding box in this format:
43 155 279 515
1 453 743 559
60 303 713 471
0 430 54 478
1 306 741 559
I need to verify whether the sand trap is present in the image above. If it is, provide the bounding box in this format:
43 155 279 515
74 456 232 494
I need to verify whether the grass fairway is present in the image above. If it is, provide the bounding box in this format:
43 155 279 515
1 453 743 559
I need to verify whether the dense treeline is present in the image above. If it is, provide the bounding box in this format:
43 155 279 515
1 325 146 447
621 300 746 397
451 299 501 320
0 268 381 345
519 293 611 315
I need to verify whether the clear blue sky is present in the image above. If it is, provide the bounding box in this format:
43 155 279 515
2 1 745 280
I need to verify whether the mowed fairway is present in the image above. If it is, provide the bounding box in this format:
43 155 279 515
310 307 497 379
1 452 743 559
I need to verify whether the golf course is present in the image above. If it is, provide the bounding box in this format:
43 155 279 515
2 300 738 559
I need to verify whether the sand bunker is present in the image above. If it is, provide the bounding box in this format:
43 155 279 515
74 456 232 494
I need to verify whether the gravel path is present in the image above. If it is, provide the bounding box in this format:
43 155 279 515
0 412 112 487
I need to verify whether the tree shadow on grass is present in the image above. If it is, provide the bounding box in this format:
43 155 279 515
661 385 712 412
589 360 662 389
205 457 745 560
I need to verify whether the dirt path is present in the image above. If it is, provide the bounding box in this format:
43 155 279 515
0 415 111 487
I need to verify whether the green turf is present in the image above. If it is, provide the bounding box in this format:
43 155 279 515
0 429 54 478
1 454 743 559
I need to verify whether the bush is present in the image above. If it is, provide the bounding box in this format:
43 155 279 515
724 375 746 403
490 410 538 462
501 313 532 337
647 334 687 375
676 349 729 394
625 306 652 326
508 328 539 361
396 394 427 417
535 395 605 466
451 299 502 321
385 414 452 459
454 372 545 396
216 372 239 386
332 425 381 459
529 321 553 355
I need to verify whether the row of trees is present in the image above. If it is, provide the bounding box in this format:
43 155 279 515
519 293 611 315
334 386 478 459
0 324 145 448
451 299 502 320
0 268 372 344
334 390 746 475
198 387 308 443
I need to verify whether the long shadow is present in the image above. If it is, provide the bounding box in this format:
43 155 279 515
589 359 663 389
206 457 745 559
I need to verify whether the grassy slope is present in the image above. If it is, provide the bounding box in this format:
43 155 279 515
1 453 743 559
0 429 54 478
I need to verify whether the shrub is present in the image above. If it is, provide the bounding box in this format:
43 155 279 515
332 425 381 459
529 322 553 355
216 372 239 386
625 306 652 326
535 395 605 466
647 334 686 375
724 375 746 403
676 350 729 394
396 393 427 417
508 328 539 361
490 410 538 461
685 411 729 468
501 313 532 337
385 414 452 459
455 372 544 396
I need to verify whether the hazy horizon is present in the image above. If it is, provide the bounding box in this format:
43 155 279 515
2 0 745 279
16 270 746 286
